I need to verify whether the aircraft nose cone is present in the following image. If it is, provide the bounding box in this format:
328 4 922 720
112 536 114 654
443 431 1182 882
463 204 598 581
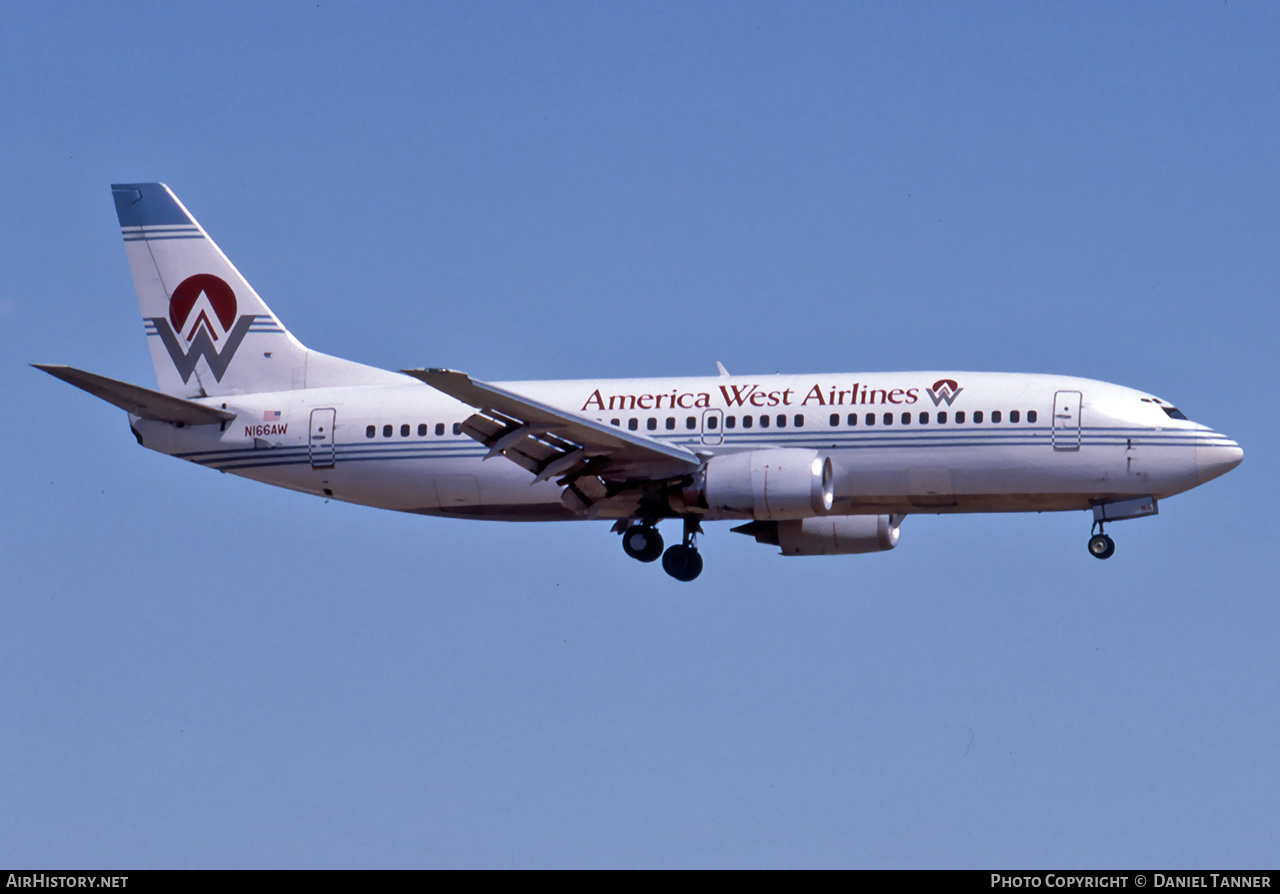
1196 440 1244 485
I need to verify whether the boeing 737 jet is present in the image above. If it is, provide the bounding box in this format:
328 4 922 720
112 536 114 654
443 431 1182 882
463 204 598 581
35 183 1243 581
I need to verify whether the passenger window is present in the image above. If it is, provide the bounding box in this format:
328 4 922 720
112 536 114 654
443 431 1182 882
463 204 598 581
794 414 804 428
435 423 445 436
383 424 392 437
611 418 620 427
956 411 966 423
647 418 657 431
665 417 676 430
974 411 984 423
726 416 736 429
847 413 858 426
452 423 462 435
743 415 753 429
919 411 929 424
865 413 875 426
901 412 911 425
992 410 1001 423
829 413 840 427
937 411 947 424
760 415 770 428
883 412 893 425
366 425 375 438
776 414 786 428
1010 410 1020 423
401 424 410 437
628 418 638 431
418 423 427 436
686 416 696 430
1028 410 1038 423
707 416 718 429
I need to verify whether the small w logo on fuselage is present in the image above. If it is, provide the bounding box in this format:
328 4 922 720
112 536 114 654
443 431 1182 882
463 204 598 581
148 273 255 383
926 378 964 406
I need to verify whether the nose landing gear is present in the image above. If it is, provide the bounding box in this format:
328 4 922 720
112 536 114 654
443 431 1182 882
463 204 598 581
1086 497 1158 560
1088 521 1116 560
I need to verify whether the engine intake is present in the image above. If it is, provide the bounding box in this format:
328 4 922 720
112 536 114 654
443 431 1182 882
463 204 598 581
733 515 902 555
693 448 834 520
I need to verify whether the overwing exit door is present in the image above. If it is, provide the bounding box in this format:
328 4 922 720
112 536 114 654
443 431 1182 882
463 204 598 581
701 408 724 445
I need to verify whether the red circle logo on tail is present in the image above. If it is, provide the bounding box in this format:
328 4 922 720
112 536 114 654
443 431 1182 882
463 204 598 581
170 274 237 340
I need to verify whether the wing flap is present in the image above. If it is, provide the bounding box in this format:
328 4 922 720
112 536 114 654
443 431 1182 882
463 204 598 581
402 368 703 485
32 364 235 426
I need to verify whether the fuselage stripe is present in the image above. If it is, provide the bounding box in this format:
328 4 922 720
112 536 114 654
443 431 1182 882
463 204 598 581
174 426 1227 474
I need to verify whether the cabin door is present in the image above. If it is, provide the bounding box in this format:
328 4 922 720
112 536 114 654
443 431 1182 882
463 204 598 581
309 408 337 468
1052 391 1081 451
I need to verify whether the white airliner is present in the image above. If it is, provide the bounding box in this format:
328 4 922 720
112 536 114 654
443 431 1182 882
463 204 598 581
36 183 1243 581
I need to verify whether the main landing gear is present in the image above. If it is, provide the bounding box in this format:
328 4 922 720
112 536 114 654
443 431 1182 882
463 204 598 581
662 519 704 582
619 518 704 581
621 523 664 563
1088 520 1116 560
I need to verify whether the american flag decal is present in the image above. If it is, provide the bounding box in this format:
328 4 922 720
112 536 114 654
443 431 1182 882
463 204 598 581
263 410 281 421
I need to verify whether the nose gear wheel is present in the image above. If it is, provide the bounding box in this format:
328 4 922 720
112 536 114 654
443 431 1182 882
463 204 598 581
1088 520 1115 560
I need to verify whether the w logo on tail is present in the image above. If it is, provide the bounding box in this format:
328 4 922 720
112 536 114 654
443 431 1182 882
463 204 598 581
147 274 255 383
926 378 964 406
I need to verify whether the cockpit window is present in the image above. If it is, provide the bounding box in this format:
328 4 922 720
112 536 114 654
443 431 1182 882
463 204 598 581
1162 406 1188 420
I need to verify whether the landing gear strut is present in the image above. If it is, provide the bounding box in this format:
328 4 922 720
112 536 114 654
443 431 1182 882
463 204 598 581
662 518 704 582
620 523 664 563
1088 520 1115 560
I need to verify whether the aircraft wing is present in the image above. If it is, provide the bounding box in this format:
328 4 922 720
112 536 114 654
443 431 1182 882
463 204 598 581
401 369 702 499
33 364 235 426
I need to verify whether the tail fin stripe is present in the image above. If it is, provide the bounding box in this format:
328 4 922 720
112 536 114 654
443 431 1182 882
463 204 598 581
121 225 198 234
144 321 284 335
123 233 204 242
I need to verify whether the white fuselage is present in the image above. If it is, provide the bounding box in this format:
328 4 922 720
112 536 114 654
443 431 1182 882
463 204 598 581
76 183 1243 576
132 370 1242 523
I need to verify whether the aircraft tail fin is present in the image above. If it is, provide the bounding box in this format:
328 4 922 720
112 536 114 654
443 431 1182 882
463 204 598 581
112 183 310 397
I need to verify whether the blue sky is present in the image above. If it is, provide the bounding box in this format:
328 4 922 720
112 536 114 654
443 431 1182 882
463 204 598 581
1 1 1277 868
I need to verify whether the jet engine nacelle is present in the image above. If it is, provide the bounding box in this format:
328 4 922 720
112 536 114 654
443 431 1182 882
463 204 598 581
733 514 902 555
694 448 834 520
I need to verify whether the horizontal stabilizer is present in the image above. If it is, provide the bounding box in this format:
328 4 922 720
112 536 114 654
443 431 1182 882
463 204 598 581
32 364 235 425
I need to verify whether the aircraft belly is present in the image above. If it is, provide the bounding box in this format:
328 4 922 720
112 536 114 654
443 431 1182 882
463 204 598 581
829 441 1189 511
233 451 567 516
345 455 562 512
